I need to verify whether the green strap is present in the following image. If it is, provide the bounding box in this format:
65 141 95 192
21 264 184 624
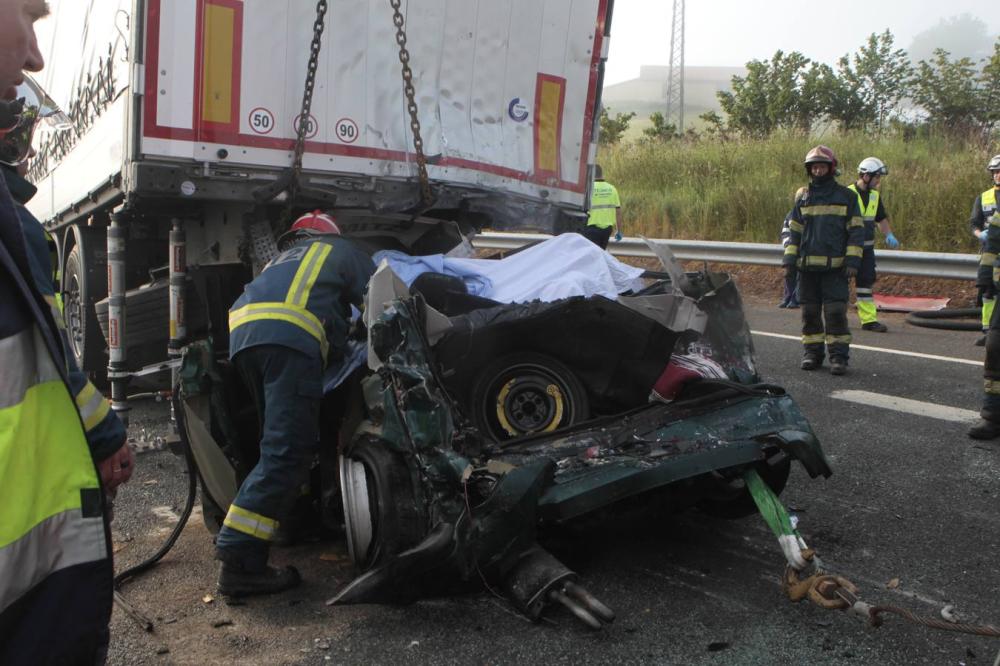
745 468 796 538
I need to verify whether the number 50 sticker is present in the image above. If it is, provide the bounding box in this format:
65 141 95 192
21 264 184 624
335 118 359 144
248 107 275 135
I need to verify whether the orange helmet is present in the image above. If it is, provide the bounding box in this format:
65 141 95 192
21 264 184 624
804 145 837 170
277 210 341 248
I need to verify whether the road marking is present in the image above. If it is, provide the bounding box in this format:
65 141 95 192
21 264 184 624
751 330 982 367
830 390 979 423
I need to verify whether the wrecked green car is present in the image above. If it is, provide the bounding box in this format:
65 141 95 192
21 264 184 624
178 236 831 628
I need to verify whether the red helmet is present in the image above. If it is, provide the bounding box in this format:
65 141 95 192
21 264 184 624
290 209 341 235
804 145 837 170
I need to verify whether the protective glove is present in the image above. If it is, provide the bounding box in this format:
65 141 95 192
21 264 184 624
885 232 899 249
614 231 623 242
844 266 858 279
783 264 797 279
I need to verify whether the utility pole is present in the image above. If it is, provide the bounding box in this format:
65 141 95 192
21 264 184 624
665 0 685 133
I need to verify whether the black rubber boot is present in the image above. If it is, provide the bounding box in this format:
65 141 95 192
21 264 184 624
829 359 847 376
800 356 822 371
218 562 302 598
975 335 987 347
861 321 888 333
968 419 1000 440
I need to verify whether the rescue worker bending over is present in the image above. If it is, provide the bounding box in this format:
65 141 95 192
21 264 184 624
581 164 622 249
217 211 375 597
968 157 1000 440
847 157 900 333
972 155 1000 346
782 146 864 376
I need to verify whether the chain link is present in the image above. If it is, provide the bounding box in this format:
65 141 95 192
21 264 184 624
285 0 329 220
388 0 433 207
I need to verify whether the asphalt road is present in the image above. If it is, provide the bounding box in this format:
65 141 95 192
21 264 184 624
106 295 1000 665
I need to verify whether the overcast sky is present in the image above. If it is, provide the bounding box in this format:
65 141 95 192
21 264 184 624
605 0 999 84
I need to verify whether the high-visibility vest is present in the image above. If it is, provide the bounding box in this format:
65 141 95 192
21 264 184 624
847 183 880 246
587 180 620 229
983 188 997 217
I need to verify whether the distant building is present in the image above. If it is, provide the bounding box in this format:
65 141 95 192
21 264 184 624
602 65 746 120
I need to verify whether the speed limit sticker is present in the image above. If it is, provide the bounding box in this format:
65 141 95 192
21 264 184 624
335 118 359 144
248 107 275 135
293 113 319 139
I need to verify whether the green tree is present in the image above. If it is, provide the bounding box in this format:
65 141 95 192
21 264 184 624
911 49 980 132
642 112 678 142
980 38 1000 133
833 30 912 133
598 107 635 146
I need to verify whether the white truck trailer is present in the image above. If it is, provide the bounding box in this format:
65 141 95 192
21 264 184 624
28 0 612 412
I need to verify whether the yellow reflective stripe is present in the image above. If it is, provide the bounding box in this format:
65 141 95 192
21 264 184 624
290 243 331 308
801 205 847 216
985 379 1000 395
788 220 804 233
223 504 278 540
830 257 845 267
848 217 864 229
43 295 66 331
826 334 852 345
784 245 798 256
983 189 997 208
981 252 998 266
75 381 110 432
804 255 829 266
802 333 826 344
285 243 322 307
229 302 329 361
846 246 863 257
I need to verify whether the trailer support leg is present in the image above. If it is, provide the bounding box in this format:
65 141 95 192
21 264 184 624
168 219 187 425
107 212 130 427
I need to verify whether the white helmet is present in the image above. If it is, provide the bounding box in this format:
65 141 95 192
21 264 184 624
987 155 1000 173
858 157 887 176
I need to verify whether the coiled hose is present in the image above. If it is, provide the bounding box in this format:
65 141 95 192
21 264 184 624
905 307 981 331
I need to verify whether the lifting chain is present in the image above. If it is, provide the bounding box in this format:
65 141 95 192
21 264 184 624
388 0 433 207
284 0 329 222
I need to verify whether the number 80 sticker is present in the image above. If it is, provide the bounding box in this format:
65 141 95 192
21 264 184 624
248 107 275 135
335 118 359 144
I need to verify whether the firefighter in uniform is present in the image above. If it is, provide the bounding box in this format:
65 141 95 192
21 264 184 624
968 156 1000 439
1 2 117 659
971 155 1000 346
846 157 900 333
581 164 622 249
217 210 374 597
782 146 865 376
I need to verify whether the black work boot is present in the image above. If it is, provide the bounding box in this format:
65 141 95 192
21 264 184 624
800 356 822 371
829 359 847 376
968 419 1000 440
975 334 987 347
218 562 302 598
861 321 888 333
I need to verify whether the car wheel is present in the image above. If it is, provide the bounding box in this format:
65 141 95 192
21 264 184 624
698 451 792 520
470 352 590 441
339 436 428 570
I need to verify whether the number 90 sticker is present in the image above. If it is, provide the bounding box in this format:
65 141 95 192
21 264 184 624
293 114 319 140
335 118 359 144
248 107 275 135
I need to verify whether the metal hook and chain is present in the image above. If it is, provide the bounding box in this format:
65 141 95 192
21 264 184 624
388 0 433 207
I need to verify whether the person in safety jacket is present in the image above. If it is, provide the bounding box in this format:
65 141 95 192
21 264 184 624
971 155 1000 346
217 210 375 597
968 156 1000 440
847 157 900 333
782 145 864 376
1 79 133 487
1 1 117 662
581 164 622 250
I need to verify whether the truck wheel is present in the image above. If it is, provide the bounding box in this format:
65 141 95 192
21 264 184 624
470 352 590 441
63 243 108 383
698 452 792 520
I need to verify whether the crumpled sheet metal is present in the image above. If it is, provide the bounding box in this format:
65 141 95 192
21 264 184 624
617 293 707 334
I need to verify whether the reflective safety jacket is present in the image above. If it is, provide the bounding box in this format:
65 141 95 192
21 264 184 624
783 178 865 272
587 180 620 229
229 236 375 364
0 171 113 661
970 187 998 237
847 183 882 247
976 188 1000 286
3 167 125 463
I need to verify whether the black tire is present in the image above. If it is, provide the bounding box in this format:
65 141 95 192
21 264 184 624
63 244 108 384
470 352 590 441
341 437 428 570
698 452 792 520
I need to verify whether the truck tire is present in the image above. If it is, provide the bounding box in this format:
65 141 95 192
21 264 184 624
63 243 108 384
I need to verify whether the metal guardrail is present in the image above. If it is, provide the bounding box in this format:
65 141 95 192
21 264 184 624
476 232 979 280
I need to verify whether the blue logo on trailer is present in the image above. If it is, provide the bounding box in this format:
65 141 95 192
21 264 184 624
508 98 529 122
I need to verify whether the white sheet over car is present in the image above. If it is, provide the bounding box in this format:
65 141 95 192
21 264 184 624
373 233 645 303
